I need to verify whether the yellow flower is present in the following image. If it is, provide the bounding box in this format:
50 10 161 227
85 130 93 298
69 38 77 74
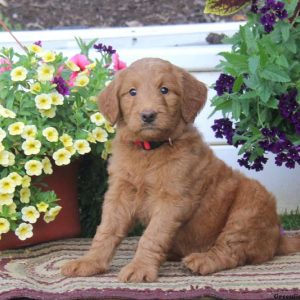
101 150 108 160
0 177 15 194
7 152 15 166
59 134 73 147
105 121 115 134
0 143 3 152
0 128 6 142
22 206 40 223
30 82 42 94
15 223 33 240
39 106 56 118
21 125 37 139
65 145 76 155
20 187 31 203
25 160 43 176
0 105 16 118
0 151 9 166
8 121 25 135
0 193 13 206
74 139 91 155
22 139 41 155
36 201 49 213
10 66 28 81
44 206 62 223
92 127 108 142
42 157 53 174
35 94 52 110
0 218 10 234
37 64 55 81
89 96 97 102
53 148 71 166
50 92 64 105
0 202 17 215
22 175 31 188
85 62 96 70
8 172 22 186
104 140 112 154
87 132 96 144
42 51 56 62
42 127 59 142
90 112 105 126
65 60 80 72
74 75 89 87
27 44 42 54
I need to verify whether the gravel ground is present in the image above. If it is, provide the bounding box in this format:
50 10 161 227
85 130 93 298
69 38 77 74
0 0 246 30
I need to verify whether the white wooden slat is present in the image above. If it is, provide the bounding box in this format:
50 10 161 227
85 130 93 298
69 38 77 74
211 145 300 213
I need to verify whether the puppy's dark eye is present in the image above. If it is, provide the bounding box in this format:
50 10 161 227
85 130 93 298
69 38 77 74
160 87 169 94
129 88 137 96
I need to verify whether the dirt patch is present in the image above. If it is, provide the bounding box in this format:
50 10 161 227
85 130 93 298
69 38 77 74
0 0 245 30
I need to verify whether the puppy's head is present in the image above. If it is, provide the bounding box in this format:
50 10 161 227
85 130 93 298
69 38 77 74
98 58 207 140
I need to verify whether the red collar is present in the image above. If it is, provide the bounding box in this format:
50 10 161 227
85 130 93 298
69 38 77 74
134 140 171 150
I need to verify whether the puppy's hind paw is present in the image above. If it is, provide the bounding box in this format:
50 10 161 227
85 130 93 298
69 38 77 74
61 257 107 277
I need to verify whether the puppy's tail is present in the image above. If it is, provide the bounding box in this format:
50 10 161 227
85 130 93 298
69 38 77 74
276 234 300 255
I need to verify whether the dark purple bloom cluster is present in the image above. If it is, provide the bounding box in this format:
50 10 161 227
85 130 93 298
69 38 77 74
211 118 235 145
237 152 268 171
34 40 42 46
259 128 300 169
93 43 116 55
52 76 70 96
214 74 235 96
278 88 300 134
251 0 288 33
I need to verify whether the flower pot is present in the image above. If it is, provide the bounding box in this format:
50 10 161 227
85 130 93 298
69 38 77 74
0 161 81 251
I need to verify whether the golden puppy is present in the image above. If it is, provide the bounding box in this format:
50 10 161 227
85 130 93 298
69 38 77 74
62 58 300 282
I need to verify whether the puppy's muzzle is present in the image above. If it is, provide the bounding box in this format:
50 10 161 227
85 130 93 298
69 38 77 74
141 110 157 124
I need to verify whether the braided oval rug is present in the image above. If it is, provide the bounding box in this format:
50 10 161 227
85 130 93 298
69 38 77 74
1 234 300 300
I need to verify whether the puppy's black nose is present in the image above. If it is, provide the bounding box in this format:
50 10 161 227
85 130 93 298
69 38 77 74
141 110 157 123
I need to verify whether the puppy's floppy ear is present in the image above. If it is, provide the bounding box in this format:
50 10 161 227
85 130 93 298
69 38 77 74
180 69 208 123
97 76 121 125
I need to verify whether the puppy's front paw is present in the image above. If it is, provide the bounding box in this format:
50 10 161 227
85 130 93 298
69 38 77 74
61 257 107 277
118 261 158 283
183 252 216 275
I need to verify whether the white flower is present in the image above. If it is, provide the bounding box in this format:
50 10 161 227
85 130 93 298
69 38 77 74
90 112 105 126
21 125 37 139
15 223 33 240
22 139 41 155
92 127 108 142
74 139 91 155
8 122 25 135
53 148 71 166
42 127 59 142
24 160 43 176
35 94 52 110
37 64 55 82
10 66 28 81
21 206 40 223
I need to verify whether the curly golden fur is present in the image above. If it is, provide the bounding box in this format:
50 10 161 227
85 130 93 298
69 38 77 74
62 58 300 282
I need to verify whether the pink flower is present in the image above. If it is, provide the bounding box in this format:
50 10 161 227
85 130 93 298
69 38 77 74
70 54 90 71
112 53 126 72
0 58 12 74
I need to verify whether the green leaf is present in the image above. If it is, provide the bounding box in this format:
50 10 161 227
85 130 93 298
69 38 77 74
219 52 249 73
276 55 289 68
279 22 290 42
260 65 290 82
233 76 243 92
244 25 258 53
248 56 260 74
232 99 241 120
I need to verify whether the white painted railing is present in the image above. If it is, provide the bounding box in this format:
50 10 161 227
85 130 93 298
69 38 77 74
0 23 299 212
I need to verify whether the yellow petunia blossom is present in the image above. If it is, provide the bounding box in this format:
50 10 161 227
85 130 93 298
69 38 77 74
22 139 41 155
74 75 89 87
42 51 56 63
85 62 96 70
39 106 56 118
50 92 64 105
15 223 33 240
65 145 76 155
22 206 40 223
21 125 37 139
65 60 80 72
92 127 108 142
8 172 22 186
0 218 10 234
35 94 52 110
87 132 96 144
0 128 6 142
20 187 31 203
0 177 15 194
53 148 71 166
0 105 16 118
0 193 13 206
30 82 42 94
0 143 4 152
44 206 62 223
90 112 105 126
37 64 55 82
59 133 73 147
105 121 115 134
36 201 49 213
25 160 43 176
74 139 91 155
42 157 53 174
10 66 28 81
22 175 31 188
0 151 9 166
104 140 112 154
8 121 25 136
42 127 59 142
89 96 97 102
27 44 42 54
